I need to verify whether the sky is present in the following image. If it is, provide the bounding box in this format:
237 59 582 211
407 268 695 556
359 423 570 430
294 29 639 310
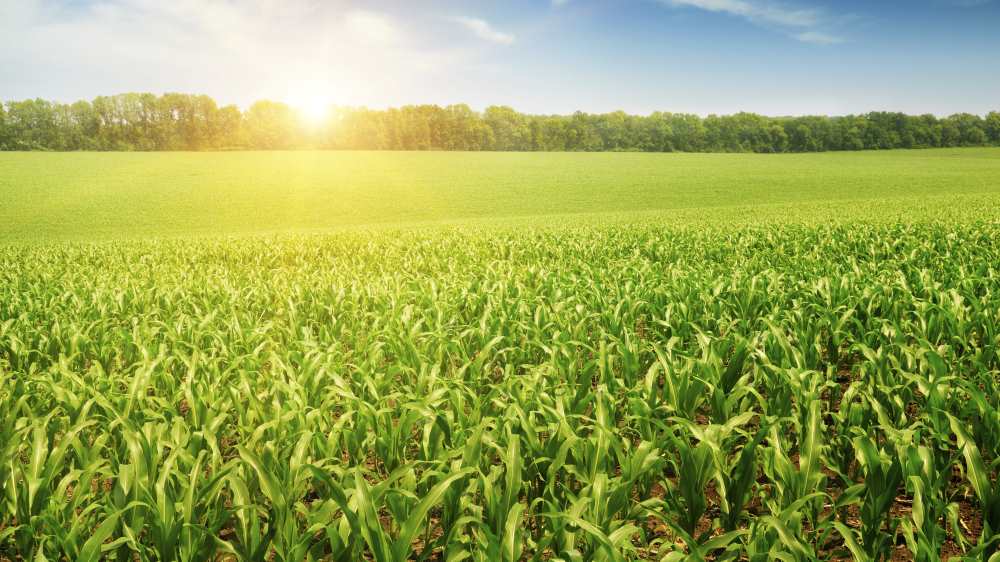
1 0 998 117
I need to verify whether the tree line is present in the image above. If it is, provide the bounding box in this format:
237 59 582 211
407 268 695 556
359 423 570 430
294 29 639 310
2 93 999 153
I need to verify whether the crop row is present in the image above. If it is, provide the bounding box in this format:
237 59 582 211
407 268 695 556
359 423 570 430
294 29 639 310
1 222 999 560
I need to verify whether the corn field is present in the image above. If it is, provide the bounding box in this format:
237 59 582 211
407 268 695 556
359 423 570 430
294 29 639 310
2 221 1000 561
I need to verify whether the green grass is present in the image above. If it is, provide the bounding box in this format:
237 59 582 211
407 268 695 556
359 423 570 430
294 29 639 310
2 148 1000 240
3 148 1000 561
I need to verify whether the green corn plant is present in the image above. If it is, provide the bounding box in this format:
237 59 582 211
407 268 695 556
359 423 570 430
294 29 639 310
352 466 474 562
236 435 319 561
0 373 28 535
744 495 825 562
899 343 957 436
3 213 1000 561
949 414 1000 557
303 464 365 561
536 494 642 562
476 428 527 556
897 442 953 561
44 506 137 562
10 417 96 556
645 342 707 421
227 466 278 561
457 498 527 561
657 433 716 550
701 336 757 424
105 420 236 562
835 436 904 561
959 381 1000 480
824 379 868 483
718 424 768 532
762 400 826 526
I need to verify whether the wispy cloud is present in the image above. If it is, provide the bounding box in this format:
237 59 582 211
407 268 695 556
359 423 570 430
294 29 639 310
794 30 843 44
658 0 844 44
663 0 818 27
343 10 403 46
450 16 516 45
0 0 472 108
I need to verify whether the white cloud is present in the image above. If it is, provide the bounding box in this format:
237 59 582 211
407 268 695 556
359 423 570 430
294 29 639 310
0 0 471 108
450 16 516 45
659 0 845 44
794 30 843 44
662 0 818 27
344 10 403 46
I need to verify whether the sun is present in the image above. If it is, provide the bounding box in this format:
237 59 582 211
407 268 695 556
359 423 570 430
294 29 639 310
289 91 332 125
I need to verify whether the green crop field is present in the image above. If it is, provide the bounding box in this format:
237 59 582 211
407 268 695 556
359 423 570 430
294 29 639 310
3 148 1000 240
3 148 1000 561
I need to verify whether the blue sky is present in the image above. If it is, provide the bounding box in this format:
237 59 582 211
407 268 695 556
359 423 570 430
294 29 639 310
1 0 998 116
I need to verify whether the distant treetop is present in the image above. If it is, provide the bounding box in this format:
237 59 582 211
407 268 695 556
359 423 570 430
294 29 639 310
1 93 998 153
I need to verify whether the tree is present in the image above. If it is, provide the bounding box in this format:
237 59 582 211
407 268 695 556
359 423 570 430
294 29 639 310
213 105 243 149
940 119 961 147
596 111 630 151
839 124 865 151
787 122 820 152
0 103 9 150
704 115 738 152
987 112 1000 145
440 104 478 150
730 112 772 153
945 113 988 146
484 106 530 151
67 101 100 150
963 125 987 146
908 114 941 148
0 93 995 154
393 105 437 150
767 124 789 153
5 99 59 150
244 101 299 149
643 113 674 152
667 113 706 152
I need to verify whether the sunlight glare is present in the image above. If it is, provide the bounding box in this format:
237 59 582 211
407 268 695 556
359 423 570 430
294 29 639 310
289 90 332 125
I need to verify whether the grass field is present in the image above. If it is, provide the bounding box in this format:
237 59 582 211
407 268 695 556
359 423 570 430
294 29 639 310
3 148 1000 561
2 148 1000 240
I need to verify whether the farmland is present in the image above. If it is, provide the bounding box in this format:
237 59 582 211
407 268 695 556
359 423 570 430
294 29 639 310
3 148 1000 240
2 148 1000 561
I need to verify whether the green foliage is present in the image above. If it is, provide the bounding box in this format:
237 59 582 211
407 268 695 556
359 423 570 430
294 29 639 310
1 94 998 152
2 153 1000 559
3 148 1000 241
244 100 300 150
0 103 8 150
3 212 1000 559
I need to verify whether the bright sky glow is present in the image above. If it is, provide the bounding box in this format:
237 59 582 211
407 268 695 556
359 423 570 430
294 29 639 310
1 0 998 116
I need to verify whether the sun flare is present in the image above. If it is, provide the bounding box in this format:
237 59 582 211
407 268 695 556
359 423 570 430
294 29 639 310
289 91 332 125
